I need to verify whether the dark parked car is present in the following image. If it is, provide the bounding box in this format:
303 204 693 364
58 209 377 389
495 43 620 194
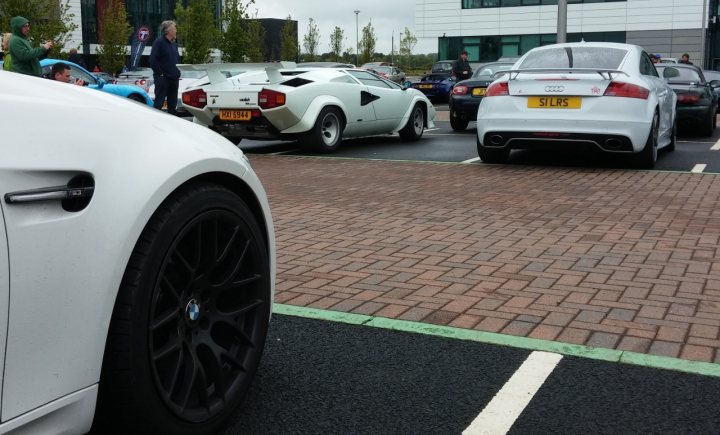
448 61 513 131
410 72 455 101
702 69 720 112
431 60 454 74
657 64 718 136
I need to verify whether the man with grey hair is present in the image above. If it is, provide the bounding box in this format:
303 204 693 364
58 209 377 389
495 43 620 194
149 20 180 114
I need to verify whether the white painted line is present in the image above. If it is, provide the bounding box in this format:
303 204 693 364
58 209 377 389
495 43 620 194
691 164 707 173
425 128 440 132
462 157 481 164
463 351 563 435
269 149 299 155
712 139 720 150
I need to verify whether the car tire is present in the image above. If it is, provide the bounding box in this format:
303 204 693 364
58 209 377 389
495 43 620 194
476 134 509 164
399 103 425 141
450 111 469 131
637 112 658 169
128 93 146 103
705 108 717 137
302 106 344 152
667 115 677 152
94 182 271 435
229 136 243 145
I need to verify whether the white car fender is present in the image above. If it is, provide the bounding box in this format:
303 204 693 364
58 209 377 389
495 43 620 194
281 94 350 134
396 94 436 131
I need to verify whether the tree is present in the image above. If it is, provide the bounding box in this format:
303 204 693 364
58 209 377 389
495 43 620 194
219 0 252 62
358 21 376 65
302 18 320 62
0 0 77 56
328 26 345 62
175 0 219 64
399 27 417 67
279 15 297 61
245 20 265 61
95 0 131 74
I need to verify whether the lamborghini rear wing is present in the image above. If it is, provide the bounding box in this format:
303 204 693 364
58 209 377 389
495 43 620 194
177 62 297 85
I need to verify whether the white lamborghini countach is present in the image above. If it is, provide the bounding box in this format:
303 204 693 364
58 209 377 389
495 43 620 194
181 63 436 152
476 42 677 168
0 71 275 434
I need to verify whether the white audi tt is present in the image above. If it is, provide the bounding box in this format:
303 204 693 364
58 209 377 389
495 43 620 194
0 71 275 434
476 42 677 168
181 63 436 152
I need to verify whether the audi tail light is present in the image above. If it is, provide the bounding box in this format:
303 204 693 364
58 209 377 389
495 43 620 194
452 85 468 95
182 88 207 108
603 82 649 99
258 89 286 109
485 82 509 97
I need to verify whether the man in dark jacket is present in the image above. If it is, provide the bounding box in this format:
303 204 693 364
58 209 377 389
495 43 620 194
452 50 472 80
9 16 53 76
67 48 86 68
150 20 180 115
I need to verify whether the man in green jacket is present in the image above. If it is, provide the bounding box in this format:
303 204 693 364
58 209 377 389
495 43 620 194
9 16 53 76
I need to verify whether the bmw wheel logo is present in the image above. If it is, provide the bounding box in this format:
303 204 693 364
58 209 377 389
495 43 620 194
185 299 200 322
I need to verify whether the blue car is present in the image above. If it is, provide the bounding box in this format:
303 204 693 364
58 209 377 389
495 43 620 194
40 59 153 106
410 72 455 102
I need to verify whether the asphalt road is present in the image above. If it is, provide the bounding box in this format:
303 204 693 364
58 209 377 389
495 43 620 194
238 105 720 173
222 314 720 434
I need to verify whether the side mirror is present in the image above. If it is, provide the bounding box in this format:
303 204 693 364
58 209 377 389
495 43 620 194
92 74 106 87
403 80 412 88
710 80 720 88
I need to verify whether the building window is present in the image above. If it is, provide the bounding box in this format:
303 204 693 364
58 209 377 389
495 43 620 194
438 31 625 60
463 0 625 8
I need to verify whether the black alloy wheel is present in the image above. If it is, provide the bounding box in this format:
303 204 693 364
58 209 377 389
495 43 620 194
95 182 270 435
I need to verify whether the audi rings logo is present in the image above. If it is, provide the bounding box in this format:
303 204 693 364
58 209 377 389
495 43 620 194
545 85 565 92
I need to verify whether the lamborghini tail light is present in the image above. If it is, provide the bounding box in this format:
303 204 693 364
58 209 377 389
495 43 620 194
182 88 207 108
258 89 286 109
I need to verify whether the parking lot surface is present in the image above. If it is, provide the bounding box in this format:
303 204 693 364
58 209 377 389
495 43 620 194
250 155 720 363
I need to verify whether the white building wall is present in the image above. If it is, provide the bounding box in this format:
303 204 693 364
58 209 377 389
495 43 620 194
67 0 84 52
416 0 705 38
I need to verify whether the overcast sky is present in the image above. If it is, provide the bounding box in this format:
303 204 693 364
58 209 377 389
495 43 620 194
252 0 437 55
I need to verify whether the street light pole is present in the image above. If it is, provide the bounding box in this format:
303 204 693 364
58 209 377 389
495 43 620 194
557 0 567 43
354 10 360 66
399 32 403 68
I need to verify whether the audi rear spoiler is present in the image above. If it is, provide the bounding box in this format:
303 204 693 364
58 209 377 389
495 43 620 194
503 68 630 80
177 62 297 85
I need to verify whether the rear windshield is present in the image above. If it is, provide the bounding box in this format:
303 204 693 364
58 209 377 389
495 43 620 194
519 47 628 70
473 63 513 79
657 66 702 83
423 74 449 81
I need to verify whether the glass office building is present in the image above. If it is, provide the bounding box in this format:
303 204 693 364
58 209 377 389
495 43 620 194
417 0 720 68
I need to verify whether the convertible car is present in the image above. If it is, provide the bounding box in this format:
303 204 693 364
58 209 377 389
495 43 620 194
410 72 455 102
40 59 153 106
476 42 677 168
0 71 274 434
181 63 436 152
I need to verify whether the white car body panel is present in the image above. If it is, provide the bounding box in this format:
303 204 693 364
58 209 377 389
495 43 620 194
181 63 435 143
0 71 275 430
477 42 676 155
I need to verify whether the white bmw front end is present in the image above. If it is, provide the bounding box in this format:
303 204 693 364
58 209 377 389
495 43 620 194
0 71 275 435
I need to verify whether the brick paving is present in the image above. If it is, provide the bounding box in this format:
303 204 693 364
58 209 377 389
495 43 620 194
250 155 720 363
